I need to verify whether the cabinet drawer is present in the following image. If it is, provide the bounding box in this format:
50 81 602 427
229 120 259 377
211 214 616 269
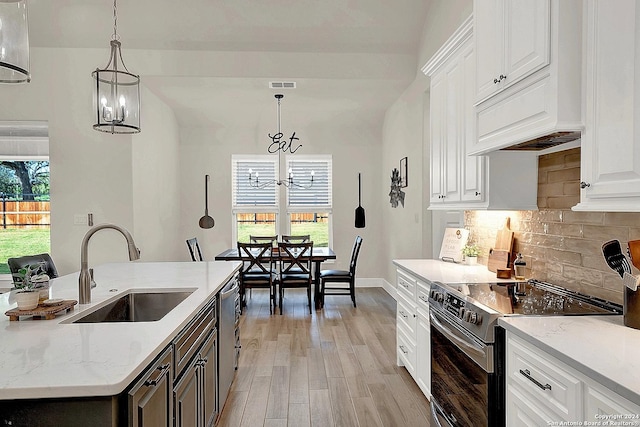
507 334 582 420
397 328 416 375
416 280 430 311
396 294 416 338
397 269 417 300
173 297 216 379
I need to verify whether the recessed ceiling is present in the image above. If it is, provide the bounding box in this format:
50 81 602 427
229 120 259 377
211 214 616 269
27 0 429 129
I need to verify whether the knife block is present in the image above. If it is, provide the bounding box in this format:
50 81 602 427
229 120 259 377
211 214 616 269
624 286 640 329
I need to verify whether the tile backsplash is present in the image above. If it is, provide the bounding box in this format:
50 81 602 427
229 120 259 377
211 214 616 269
464 148 640 304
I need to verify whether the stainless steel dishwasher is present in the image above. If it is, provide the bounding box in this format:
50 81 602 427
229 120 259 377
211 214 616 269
219 277 239 410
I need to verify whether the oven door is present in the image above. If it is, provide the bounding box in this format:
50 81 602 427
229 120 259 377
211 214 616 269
430 308 501 427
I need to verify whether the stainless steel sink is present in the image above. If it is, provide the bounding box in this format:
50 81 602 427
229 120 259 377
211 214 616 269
72 289 195 323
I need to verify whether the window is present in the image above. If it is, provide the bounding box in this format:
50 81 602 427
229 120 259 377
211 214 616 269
287 156 332 247
0 121 51 280
232 154 332 247
232 155 278 243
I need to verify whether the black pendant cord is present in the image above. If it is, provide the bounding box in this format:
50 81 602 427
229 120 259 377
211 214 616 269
358 173 362 206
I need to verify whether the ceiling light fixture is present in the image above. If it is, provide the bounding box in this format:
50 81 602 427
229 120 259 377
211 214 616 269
0 0 30 83
248 94 314 189
92 0 140 134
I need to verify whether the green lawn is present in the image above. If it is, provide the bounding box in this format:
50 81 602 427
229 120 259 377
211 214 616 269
0 227 51 274
238 222 329 247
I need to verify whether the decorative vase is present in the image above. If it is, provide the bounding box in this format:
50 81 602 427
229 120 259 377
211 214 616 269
15 291 40 310
465 256 478 265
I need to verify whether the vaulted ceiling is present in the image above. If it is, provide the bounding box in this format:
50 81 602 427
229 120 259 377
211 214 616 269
27 0 429 129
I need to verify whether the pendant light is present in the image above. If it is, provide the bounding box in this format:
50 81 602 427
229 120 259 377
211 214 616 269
0 0 30 83
92 0 140 134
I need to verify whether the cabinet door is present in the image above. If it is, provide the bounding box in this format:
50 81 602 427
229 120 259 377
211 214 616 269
475 0 505 101
577 0 640 210
415 308 431 398
507 387 556 426
429 72 447 204
201 330 218 427
503 0 550 90
585 382 640 422
129 347 173 427
174 358 201 427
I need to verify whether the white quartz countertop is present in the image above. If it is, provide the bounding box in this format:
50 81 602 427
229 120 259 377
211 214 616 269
499 315 640 406
393 258 516 284
0 261 240 400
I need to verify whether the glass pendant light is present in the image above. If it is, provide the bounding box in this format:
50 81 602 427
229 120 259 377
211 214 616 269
92 0 140 134
0 0 30 83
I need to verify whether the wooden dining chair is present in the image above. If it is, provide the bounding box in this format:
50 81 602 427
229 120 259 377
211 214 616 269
186 238 203 261
237 242 277 314
277 241 313 314
319 236 363 308
281 235 311 243
249 235 278 247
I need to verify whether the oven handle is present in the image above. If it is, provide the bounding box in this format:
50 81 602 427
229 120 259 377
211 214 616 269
430 399 455 427
429 309 486 359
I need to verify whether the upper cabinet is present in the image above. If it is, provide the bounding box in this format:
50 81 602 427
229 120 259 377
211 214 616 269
475 0 550 103
469 0 583 155
573 0 640 212
423 17 538 211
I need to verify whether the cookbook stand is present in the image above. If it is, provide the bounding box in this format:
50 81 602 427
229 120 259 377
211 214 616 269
439 228 469 263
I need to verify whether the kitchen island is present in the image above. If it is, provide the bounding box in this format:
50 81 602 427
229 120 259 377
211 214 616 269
0 261 241 425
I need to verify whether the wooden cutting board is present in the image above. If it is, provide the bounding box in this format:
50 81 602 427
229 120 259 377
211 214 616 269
495 217 514 252
629 240 640 270
488 249 510 273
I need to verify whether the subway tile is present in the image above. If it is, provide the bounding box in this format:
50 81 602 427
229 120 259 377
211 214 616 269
531 210 563 223
547 196 579 210
604 212 640 227
548 167 580 183
563 237 605 254
563 210 605 225
543 248 582 264
581 225 629 243
529 234 564 248
538 153 567 169
538 182 566 198
563 181 580 196
562 264 603 284
581 254 611 272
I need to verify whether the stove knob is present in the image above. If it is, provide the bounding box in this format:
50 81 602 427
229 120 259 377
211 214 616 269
458 307 466 319
468 312 481 325
463 310 472 322
436 293 445 302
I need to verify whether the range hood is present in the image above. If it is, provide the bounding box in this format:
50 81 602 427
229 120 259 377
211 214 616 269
499 131 582 151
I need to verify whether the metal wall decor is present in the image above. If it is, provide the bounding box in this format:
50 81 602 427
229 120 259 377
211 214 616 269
92 0 141 134
248 94 314 189
389 168 405 208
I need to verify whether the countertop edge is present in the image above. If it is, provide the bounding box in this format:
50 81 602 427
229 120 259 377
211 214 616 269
498 317 640 407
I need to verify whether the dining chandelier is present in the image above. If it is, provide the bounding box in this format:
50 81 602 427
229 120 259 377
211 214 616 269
92 0 140 134
248 94 314 189
0 0 30 83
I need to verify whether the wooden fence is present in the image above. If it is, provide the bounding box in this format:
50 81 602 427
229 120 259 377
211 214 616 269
237 212 328 224
0 200 50 228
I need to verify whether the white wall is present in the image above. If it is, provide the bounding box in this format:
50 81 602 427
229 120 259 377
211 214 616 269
379 0 473 285
132 87 182 261
0 48 182 275
178 120 385 278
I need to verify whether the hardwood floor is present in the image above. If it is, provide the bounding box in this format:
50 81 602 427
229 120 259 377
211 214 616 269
217 287 431 426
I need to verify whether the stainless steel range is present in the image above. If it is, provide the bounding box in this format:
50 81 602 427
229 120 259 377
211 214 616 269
429 279 622 427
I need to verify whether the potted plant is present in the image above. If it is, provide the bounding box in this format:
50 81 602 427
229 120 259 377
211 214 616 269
462 244 480 265
12 264 44 310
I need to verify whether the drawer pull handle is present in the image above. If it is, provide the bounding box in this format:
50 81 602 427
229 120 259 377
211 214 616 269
399 345 408 354
418 295 428 303
519 369 552 391
399 310 408 318
144 363 170 387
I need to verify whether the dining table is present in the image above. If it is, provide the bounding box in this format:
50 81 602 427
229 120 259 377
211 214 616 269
214 246 337 310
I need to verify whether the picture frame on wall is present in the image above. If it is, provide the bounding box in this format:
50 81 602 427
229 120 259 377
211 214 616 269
399 157 408 188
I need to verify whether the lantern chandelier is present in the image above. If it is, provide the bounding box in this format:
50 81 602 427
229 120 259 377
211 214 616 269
248 94 314 189
92 0 140 134
0 0 31 83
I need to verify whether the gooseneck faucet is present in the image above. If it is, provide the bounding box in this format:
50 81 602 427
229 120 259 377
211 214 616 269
79 223 140 304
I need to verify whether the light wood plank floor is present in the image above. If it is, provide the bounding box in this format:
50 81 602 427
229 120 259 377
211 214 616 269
217 287 430 427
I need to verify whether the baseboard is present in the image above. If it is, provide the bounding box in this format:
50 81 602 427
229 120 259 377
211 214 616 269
354 278 396 300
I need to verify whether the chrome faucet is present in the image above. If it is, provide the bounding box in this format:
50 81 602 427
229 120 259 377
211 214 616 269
79 223 140 304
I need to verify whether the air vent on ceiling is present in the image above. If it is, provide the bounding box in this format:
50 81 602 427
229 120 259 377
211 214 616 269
269 81 296 89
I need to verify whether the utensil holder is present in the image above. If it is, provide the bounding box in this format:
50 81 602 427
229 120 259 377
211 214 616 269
624 286 640 329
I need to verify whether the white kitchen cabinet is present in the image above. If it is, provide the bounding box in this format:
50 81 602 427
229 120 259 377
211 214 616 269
470 0 583 155
573 0 640 212
506 331 640 425
395 268 430 398
475 0 550 103
424 17 485 209
423 16 538 211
